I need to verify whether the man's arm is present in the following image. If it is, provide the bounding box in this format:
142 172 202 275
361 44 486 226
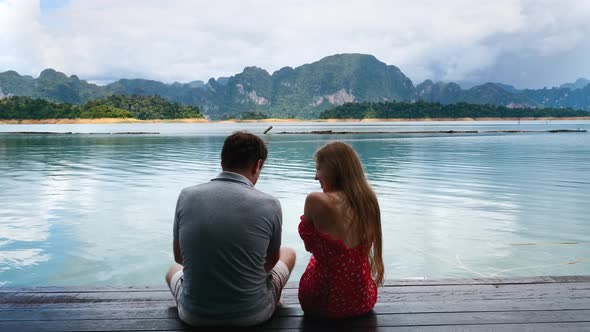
264 250 279 273
173 191 184 265
265 199 282 273
173 240 183 265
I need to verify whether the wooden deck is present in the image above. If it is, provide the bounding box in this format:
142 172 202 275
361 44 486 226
1 276 590 331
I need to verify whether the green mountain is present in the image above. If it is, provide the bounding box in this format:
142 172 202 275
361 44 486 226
415 80 463 104
103 78 206 107
1 54 590 119
560 78 590 90
0 69 105 104
522 84 590 110
194 54 416 119
0 54 417 119
416 79 590 111
416 80 541 108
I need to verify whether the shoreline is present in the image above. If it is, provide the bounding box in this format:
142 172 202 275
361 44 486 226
1 116 590 125
278 129 587 135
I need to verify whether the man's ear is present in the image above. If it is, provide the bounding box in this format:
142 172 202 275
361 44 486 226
253 159 264 175
249 159 264 185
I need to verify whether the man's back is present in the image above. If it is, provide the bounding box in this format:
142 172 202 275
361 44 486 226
173 171 282 320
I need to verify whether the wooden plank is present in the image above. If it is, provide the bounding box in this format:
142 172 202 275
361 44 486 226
1 310 589 331
1 276 589 332
0 300 177 310
5 280 590 297
1 321 590 332
3 300 590 321
380 275 590 287
2 275 587 294
140 324 590 332
0 289 297 303
377 282 590 294
0 292 300 308
302 282 583 305
0 285 168 293
264 310 590 329
0 291 173 305
0 292 17 306
3 284 589 309
0 283 300 293
3 282 589 304
378 283 590 296
397 324 590 332
252 323 590 332
277 300 590 316
0 296 585 311
0 306 180 321
3 295 590 321
253 323 590 332
0 318 189 332
375 285 590 303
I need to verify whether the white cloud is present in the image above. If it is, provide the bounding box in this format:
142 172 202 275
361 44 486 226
0 0 589 87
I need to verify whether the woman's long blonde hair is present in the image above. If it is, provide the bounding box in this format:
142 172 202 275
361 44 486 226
315 141 384 286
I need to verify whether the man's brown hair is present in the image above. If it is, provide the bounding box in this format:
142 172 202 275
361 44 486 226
221 131 268 171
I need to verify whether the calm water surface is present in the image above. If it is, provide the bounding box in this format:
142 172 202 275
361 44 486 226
1 121 589 286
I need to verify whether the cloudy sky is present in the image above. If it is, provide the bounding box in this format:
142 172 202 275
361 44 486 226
1 0 589 88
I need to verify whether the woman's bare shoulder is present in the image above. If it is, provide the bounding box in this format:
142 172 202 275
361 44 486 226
306 191 328 202
306 191 337 209
305 191 345 226
304 192 331 225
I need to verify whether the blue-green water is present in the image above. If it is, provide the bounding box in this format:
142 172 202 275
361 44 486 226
1 121 589 286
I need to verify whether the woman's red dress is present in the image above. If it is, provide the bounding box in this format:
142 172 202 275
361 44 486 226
298 216 377 318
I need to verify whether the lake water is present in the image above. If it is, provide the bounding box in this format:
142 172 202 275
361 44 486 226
1 120 589 286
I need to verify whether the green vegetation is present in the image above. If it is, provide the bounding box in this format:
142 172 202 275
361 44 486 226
86 95 203 120
0 69 106 104
219 111 269 120
319 101 590 119
0 55 417 120
0 96 77 119
239 111 269 120
2 56 590 120
0 95 203 120
78 104 133 118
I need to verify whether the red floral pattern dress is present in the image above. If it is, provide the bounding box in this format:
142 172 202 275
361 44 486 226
298 216 377 318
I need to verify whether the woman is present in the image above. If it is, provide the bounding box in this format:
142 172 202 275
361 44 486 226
298 141 383 318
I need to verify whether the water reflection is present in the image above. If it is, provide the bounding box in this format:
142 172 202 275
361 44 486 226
0 123 589 286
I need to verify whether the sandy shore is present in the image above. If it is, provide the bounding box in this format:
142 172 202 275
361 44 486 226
1 116 590 125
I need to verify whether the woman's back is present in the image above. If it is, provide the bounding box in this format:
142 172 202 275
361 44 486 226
306 191 360 248
298 191 377 318
298 141 383 318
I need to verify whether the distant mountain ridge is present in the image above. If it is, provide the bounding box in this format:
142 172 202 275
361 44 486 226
1 54 589 119
560 78 590 90
0 68 104 104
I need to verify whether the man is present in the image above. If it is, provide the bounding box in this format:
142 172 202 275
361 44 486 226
165 131 296 327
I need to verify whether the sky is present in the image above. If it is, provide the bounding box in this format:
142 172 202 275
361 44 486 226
1 0 589 89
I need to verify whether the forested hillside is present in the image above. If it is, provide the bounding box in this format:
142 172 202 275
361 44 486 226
1 54 589 120
320 101 590 119
0 95 203 120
